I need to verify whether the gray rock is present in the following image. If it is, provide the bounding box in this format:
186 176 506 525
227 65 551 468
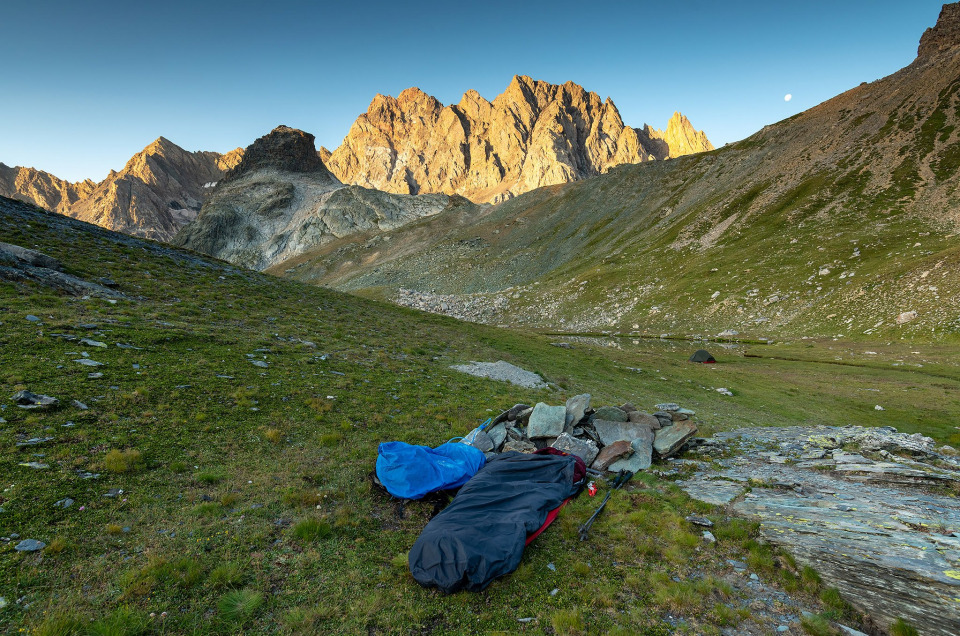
593 419 655 447
19 462 49 469
54 498 74 509
26 314 41 322
564 394 591 433
463 431 494 453
703 530 717 543
505 404 531 421
619 402 638 413
655 403 681 412
71 400 89 410
608 430 655 472
12 390 59 409
14 539 46 552
686 515 714 527
88 372 103 379
74 359 103 367
515 407 533 423
653 421 699 458
593 406 628 422
552 432 599 466
527 403 566 439
79 338 107 348
487 422 507 449
15 437 54 447
251 360 269 368
653 411 674 428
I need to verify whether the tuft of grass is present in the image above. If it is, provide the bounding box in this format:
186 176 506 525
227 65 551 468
220 492 239 507
209 561 246 589
801 565 822 592
105 524 123 535
103 449 143 473
800 612 840 636
195 469 224 484
318 432 343 447
292 518 333 542
33 615 85 636
550 608 585 635
88 605 147 636
45 537 69 554
890 618 920 636
264 427 283 443
218 588 263 624
169 460 188 473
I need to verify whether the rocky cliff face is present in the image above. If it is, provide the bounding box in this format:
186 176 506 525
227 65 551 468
2 140 243 242
0 164 96 214
174 126 469 270
324 76 713 203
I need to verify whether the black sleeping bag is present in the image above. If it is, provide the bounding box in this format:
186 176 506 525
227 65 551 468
408 451 580 593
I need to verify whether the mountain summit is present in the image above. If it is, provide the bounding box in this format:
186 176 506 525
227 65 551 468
322 76 713 203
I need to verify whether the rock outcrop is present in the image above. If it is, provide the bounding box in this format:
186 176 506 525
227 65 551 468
174 126 470 270
918 2 960 58
324 76 713 203
680 425 960 636
2 140 243 242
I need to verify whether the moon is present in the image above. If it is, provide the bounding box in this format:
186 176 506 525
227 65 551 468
784 93 793 102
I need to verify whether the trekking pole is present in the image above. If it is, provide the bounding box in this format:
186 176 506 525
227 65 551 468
577 469 634 541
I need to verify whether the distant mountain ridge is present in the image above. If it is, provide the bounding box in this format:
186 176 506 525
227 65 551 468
1 139 243 241
275 4 960 341
322 75 713 203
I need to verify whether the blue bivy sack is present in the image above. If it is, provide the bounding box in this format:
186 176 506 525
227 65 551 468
376 441 486 500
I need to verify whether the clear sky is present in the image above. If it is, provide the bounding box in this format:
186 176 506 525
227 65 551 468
0 0 947 183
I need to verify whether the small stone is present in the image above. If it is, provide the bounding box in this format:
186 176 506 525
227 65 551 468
502 439 537 453
14 539 46 552
702 530 716 543
777 627 789 633
16 437 54 447
685 515 714 527
486 422 507 449
505 404 531 421
251 360 269 368
19 462 49 469
463 430 494 453
874 405 884 411
26 315 41 322
547 562 556 571
79 338 107 348
71 400 89 410
549 588 559 596
619 402 638 413
653 411 673 428
54 498 74 509
749 573 759 581
727 559 747 570
88 372 103 379
74 359 104 367
104 488 123 498
655 403 681 412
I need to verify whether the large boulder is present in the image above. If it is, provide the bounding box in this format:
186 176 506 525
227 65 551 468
593 419 655 447
653 421 698 458
564 394 591 433
552 432 599 466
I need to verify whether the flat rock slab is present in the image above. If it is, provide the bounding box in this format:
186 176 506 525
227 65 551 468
680 425 960 636
564 394 591 432
608 429 655 472
628 412 662 430
12 390 59 409
653 420 699 457
593 406 627 422
594 419 655 447
14 539 46 552
528 403 566 439
592 440 633 471
449 361 547 389
552 432 599 466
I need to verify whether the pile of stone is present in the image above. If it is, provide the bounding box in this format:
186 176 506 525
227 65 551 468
459 394 699 472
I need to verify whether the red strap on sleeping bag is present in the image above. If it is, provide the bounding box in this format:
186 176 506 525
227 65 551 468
525 498 570 546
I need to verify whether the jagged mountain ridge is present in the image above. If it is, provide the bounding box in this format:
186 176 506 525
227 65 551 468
322 75 712 203
275 4 960 341
173 126 472 270
1 139 243 242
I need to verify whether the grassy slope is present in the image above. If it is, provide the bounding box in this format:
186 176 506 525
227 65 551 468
3 199 955 634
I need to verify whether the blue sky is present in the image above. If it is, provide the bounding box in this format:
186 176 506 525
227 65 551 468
0 0 946 182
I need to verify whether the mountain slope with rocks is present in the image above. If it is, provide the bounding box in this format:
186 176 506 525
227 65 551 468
323 75 713 203
173 126 473 270
279 5 960 342
2 139 243 242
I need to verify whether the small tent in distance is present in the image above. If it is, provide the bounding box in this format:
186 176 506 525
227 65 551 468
689 349 716 363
